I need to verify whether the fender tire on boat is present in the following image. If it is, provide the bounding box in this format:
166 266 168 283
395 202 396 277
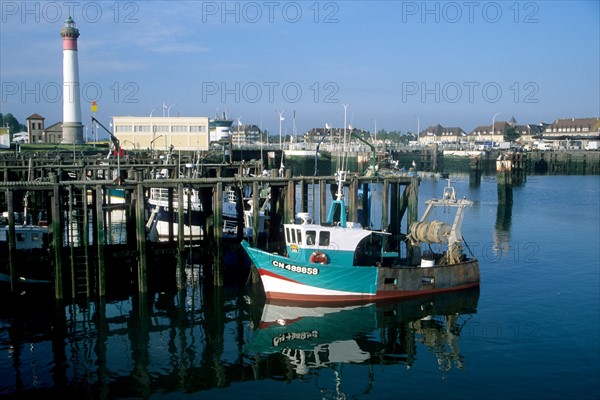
309 251 328 264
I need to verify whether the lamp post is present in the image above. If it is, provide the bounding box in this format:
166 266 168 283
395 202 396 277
167 103 177 117
151 134 164 158
343 104 349 154
371 118 377 151
415 116 420 139
276 110 285 149
492 112 501 141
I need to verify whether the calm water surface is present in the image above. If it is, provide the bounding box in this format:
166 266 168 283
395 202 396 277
1 175 598 399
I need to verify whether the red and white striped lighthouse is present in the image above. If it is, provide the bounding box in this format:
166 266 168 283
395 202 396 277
60 16 83 144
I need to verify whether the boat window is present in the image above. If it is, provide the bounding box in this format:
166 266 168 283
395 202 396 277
31 233 40 241
318 231 330 246
291 228 296 243
296 229 302 244
306 231 316 246
16 233 25 242
285 227 290 242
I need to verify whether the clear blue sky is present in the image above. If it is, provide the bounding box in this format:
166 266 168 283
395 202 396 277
1 1 598 138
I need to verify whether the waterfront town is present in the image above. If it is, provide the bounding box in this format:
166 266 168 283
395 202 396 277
2 113 599 153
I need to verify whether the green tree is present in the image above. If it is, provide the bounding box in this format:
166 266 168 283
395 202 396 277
504 126 520 142
0 113 25 133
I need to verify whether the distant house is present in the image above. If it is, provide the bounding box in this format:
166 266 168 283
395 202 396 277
26 113 45 143
543 117 600 138
469 121 508 143
43 122 63 144
231 124 262 146
418 124 467 144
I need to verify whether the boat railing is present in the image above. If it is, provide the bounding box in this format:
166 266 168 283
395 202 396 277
150 187 179 202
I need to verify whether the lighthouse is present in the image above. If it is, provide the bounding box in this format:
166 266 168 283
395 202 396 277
60 16 83 144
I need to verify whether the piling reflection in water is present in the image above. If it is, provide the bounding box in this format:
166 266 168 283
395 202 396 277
0 262 478 398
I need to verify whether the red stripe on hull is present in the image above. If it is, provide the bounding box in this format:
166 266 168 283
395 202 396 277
259 268 300 284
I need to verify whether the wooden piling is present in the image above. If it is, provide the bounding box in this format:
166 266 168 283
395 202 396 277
135 176 147 293
319 179 327 224
213 182 223 287
50 174 63 300
251 181 259 248
95 185 106 297
497 156 513 205
6 189 17 292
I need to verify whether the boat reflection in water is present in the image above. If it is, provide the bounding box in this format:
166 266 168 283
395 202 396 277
246 288 479 374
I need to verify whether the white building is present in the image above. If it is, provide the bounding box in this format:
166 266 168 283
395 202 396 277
111 116 210 152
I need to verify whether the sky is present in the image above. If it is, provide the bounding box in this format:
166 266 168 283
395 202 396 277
1 0 599 139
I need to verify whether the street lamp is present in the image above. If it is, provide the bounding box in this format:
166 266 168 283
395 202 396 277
492 112 501 140
276 110 285 149
150 108 157 117
167 103 177 117
151 134 164 157
371 118 377 151
343 104 350 153
122 139 136 149
415 116 420 138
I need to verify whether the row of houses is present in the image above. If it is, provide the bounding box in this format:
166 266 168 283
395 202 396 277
417 117 600 146
2 114 599 150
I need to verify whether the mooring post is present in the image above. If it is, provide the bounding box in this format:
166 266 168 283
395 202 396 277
470 156 482 187
6 189 17 292
251 180 260 247
408 175 419 228
349 178 359 223
213 181 223 287
168 187 175 243
50 174 63 300
497 155 513 205
135 173 147 293
319 178 327 224
298 178 307 213
381 179 389 232
95 185 106 297
177 183 184 252
286 178 295 224
176 183 185 291
389 182 399 242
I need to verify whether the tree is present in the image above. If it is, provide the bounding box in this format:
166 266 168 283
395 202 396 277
0 113 26 133
504 126 520 142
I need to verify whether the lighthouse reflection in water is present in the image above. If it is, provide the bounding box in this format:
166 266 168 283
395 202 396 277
245 289 479 374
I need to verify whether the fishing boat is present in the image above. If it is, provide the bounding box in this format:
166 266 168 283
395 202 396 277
241 171 479 303
146 157 271 241
0 211 51 284
222 184 271 238
0 219 48 250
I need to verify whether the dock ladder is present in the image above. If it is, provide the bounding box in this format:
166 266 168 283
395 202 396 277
67 185 91 299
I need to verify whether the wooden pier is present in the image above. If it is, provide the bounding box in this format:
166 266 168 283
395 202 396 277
1 152 419 301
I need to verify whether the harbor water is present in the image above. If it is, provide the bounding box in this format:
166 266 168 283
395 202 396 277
0 175 598 399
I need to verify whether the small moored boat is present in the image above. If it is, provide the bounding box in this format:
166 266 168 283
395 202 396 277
241 172 480 303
